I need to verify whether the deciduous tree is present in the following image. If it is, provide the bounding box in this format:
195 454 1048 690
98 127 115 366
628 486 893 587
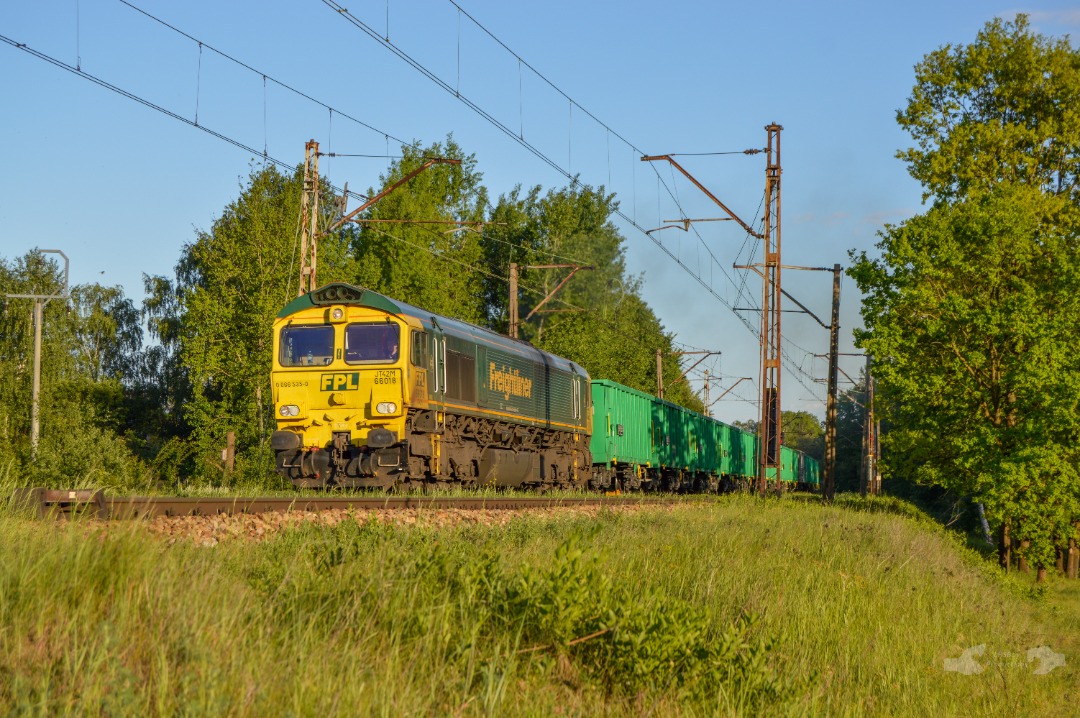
145 163 355 482
898 14 1080 203
352 138 488 323
852 181 1080 572
853 15 1080 575
485 182 702 411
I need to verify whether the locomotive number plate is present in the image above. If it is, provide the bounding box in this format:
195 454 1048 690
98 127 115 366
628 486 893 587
373 369 398 385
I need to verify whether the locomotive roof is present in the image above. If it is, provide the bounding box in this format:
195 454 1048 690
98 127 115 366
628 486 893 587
278 282 589 377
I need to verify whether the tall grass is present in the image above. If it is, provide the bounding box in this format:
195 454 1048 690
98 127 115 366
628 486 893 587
0 496 1075 715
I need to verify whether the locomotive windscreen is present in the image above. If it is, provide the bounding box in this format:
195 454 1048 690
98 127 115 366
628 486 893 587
345 323 400 363
280 325 334 366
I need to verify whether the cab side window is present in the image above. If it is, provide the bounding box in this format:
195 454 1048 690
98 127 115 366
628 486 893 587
411 330 429 367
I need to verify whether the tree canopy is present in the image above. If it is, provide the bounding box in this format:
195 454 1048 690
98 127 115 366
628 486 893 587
1 138 755 490
0 251 148 486
353 138 488 323
898 14 1080 203
483 181 703 411
144 163 356 479
852 14 1080 572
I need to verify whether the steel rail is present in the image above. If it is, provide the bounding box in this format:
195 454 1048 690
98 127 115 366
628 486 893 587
10 488 682 520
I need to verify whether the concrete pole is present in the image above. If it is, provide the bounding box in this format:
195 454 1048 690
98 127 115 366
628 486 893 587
6 249 69 461
30 298 43 459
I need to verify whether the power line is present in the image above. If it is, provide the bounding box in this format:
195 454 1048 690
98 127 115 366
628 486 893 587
441 0 769 324
356 210 753 406
320 1 824 401
116 1 409 151
11 1 825 402
1 33 296 176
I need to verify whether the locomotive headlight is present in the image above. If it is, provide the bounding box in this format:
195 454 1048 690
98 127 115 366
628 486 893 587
331 307 344 320
279 404 300 417
375 402 398 415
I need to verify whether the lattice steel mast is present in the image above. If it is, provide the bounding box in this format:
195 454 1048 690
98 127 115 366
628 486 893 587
758 124 783 496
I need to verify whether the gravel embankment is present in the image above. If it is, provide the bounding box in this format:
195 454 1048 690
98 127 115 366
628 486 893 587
142 503 672 546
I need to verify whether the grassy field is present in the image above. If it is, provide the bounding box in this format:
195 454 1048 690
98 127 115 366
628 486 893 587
0 493 1076 716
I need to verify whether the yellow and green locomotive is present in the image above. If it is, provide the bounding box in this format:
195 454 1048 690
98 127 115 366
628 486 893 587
271 283 591 489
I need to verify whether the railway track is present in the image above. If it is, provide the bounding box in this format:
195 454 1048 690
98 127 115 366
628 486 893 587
11 487 682 520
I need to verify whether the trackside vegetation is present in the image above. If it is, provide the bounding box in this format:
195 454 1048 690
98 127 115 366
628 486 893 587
851 15 1080 576
1 497 1075 715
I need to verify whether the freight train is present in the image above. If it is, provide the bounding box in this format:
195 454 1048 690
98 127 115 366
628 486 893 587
270 283 820 492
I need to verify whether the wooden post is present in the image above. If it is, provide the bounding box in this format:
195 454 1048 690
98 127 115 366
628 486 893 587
1019 539 1030 574
508 262 519 338
656 349 664 400
225 431 236 474
859 355 871 498
1067 537 1079 579
998 521 1011 571
823 264 841 501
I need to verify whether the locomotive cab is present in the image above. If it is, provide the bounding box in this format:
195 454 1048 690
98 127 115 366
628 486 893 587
271 285 426 488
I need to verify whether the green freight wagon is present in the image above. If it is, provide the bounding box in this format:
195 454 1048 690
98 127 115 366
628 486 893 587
589 380 656 490
592 379 744 492
780 445 798 484
590 378 822 493
798 451 822 488
591 380 721 491
730 425 758 485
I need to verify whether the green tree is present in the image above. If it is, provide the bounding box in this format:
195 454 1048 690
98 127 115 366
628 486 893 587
898 14 1080 202
145 163 356 483
0 251 147 486
69 284 142 384
485 182 702 411
484 182 629 339
852 186 1080 571
834 382 866 494
781 410 824 463
852 15 1080 576
851 15 1080 578
352 138 488 323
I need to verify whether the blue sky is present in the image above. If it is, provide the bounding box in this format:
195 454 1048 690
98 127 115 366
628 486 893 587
2 1 1078 422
